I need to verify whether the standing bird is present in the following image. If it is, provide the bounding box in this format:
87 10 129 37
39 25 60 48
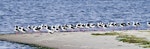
64 24 74 32
108 22 116 31
133 22 141 30
127 22 131 26
108 22 115 27
102 24 109 29
120 22 128 30
26 25 34 33
76 23 83 31
60 25 67 32
89 23 96 28
81 23 88 31
147 22 150 26
97 22 103 28
102 24 109 31
53 25 60 32
44 25 54 34
70 24 76 29
20 27 27 34
97 22 105 31
126 22 131 30
147 22 150 30
89 23 96 31
14 25 20 34
76 23 82 28
69 24 76 32
33 26 42 33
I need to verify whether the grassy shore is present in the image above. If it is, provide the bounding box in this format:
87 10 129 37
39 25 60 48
91 31 150 48
91 32 121 36
1 30 150 49
116 34 150 48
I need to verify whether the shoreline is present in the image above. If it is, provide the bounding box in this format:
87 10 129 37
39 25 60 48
0 30 150 49
0 38 56 49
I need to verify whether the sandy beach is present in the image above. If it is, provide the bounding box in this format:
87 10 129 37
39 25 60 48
0 30 150 49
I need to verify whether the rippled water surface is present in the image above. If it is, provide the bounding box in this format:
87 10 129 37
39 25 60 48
0 0 150 34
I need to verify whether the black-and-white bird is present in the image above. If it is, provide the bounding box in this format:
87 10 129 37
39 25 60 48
108 22 117 31
97 22 103 28
133 22 140 27
44 25 54 34
75 23 83 31
69 24 76 32
147 22 150 26
27 25 32 30
120 22 129 30
88 23 96 28
70 24 76 29
14 25 20 34
127 22 131 26
26 25 34 33
32 25 42 33
60 25 67 31
133 22 140 30
20 27 27 33
147 22 150 30
120 22 128 27
108 22 115 27
102 24 108 29
76 23 83 28
51 25 60 32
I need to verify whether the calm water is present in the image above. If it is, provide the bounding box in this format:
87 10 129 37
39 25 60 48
0 0 150 49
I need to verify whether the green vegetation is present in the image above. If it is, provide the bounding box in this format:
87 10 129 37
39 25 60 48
139 30 150 32
91 32 120 36
116 35 150 48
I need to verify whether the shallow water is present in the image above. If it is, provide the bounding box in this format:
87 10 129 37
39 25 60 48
0 41 35 49
0 0 150 49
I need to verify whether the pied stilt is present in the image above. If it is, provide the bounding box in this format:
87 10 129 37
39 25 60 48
97 22 104 31
14 25 20 34
120 22 128 31
32 26 42 33
133 22 140 30
108 22 116 31
19 27 27 34
44 25 54 34
102 24 108 31
147 22 150 30
76 23 83 31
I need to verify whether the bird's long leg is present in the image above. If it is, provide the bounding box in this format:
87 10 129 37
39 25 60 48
112 27 114 32
15 32 19 34
134 27 137 30
100 28 103 31
80 28 83 32
77 28 80 32
36 31 42 35
122 27 124 31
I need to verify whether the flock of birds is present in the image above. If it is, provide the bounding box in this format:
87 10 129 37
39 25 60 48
14 22 150 34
